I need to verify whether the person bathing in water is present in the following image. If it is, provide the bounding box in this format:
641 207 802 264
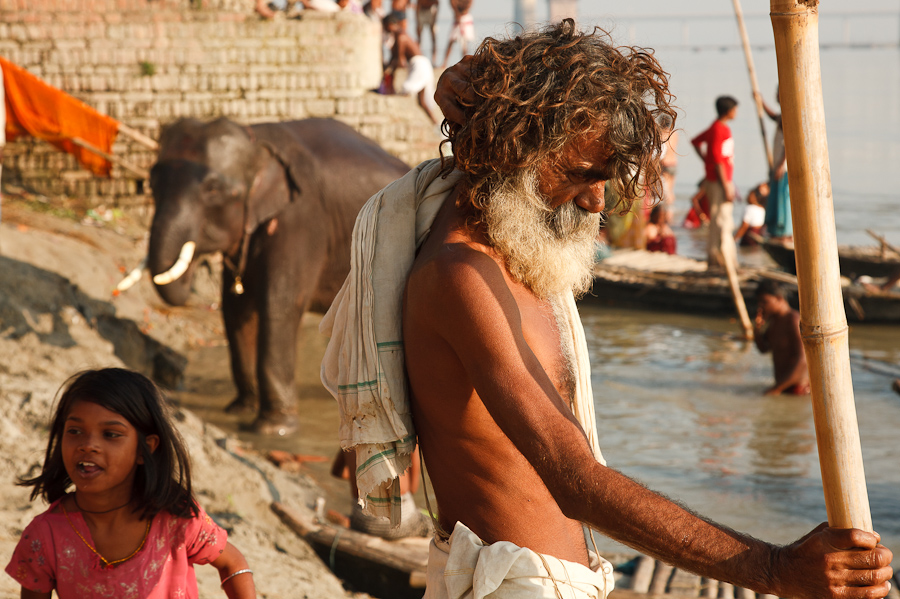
753 280 811 395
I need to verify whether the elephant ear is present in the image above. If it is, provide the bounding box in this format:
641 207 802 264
245 131 320 231
247 142 311 231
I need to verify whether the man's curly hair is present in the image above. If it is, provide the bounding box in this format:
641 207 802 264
441 19 676 217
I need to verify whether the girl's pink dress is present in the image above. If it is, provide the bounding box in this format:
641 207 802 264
5 497 227 599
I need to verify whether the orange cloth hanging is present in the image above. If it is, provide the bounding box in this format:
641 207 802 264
1 56 119 177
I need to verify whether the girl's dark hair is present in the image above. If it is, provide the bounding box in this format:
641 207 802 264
19 368 198 520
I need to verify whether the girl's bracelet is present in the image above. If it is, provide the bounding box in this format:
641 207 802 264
220 568 253 588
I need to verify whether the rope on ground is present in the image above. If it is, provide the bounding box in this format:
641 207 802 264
216 438 282 504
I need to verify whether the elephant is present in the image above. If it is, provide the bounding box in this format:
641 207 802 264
146 117 410 435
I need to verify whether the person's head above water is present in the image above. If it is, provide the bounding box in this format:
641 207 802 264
442 19 677 220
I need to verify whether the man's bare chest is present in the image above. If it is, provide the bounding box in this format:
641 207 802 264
515 294 575 401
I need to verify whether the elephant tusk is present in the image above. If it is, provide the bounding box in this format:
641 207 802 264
153 241 196 286
115 258 147 293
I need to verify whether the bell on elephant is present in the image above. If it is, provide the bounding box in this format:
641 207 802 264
123 117 410 435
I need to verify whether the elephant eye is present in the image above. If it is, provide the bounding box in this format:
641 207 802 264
201 175 244 206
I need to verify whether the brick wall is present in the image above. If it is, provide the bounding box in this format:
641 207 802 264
0 3 442 212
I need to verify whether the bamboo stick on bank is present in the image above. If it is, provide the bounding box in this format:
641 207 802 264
769 0 872 531
69 137 151 180
117 122 159 151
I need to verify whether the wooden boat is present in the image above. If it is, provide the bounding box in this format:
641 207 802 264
585 249 900 323
273 501 429 599
760 237 900 279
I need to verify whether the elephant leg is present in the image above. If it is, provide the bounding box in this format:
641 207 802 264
251 303 303 436
222 272 261 416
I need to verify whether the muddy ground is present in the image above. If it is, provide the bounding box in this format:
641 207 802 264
0 190 361 599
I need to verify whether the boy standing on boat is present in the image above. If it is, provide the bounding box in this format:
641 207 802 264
754 280 811 395
692 96 739 273
322 22 893 599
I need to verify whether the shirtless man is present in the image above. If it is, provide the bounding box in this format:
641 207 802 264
440 0 474 68
415 0 439 63
753 280 810 395
383 12 440 124
401 22 891 598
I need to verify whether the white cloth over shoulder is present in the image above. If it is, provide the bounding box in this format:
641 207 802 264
320 157 605 527
320 159 461 524
424 522 615 599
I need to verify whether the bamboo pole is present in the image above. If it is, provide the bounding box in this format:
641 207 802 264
769 0 872 531
866 229 900 258
724 254 753 339
117 122 159 151
69 137 150 179
733 0 774 173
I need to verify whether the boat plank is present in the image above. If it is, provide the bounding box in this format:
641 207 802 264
272 501 429 574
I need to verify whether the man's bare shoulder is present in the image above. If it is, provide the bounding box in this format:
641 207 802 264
410 239 508 305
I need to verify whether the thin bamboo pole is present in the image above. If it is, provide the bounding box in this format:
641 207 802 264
69 137 151 179
724 255 753 339
769 0 872 531
733 0 774 173
117 122 159 151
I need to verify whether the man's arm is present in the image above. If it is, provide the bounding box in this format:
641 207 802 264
753 311 770 354
716 162 735 202
754 91 781 121
384 38 400 75
425 249 892 599
691 133 707 162
691 188 709 224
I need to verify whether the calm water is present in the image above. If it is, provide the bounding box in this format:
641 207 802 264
580 305 900 556
178 43 900 566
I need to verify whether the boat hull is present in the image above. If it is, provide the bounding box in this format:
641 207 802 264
761 239 900 279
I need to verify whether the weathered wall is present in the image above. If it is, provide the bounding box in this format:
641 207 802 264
0 2 441 211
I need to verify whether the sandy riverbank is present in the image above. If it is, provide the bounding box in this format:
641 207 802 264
0 191 361 599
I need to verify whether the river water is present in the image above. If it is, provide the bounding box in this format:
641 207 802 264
177 43 899 568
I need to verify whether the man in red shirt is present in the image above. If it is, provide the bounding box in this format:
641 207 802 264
692 96 738 271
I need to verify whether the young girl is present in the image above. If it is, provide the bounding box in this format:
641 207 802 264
5 368 256 599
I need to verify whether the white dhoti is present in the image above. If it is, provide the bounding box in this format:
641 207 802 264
424 522 615 599
401 55 435 96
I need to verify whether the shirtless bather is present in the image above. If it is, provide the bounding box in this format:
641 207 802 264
408 22 892 598
753 280 811 395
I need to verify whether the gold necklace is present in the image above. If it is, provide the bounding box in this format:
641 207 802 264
61 500 151 569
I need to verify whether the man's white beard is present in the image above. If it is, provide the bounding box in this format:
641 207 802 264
482 169 601 300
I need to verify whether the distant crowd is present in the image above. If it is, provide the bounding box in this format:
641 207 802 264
255 0 474 124
600 88 792 266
